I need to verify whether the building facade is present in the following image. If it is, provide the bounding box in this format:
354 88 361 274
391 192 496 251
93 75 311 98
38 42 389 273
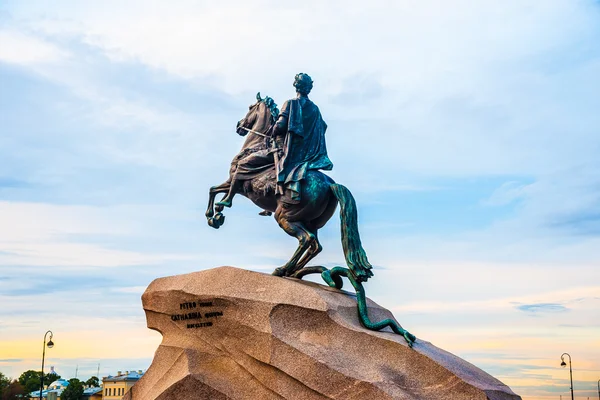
28 378 69 400
102 370 143 400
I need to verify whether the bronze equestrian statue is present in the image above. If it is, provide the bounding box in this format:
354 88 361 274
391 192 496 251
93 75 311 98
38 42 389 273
205 73 415 345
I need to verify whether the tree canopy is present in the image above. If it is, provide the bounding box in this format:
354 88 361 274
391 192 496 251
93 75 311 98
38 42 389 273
17 370 61 394
0 374 25 400
85 376 100 387
60 378 84 400
0 373 9 398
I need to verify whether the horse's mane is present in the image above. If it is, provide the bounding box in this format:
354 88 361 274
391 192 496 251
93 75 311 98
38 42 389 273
256 92 280 120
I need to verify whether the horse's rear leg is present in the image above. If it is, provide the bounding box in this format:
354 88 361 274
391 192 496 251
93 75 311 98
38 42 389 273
206 181 230 218
292 230 322 273
272 218 315 277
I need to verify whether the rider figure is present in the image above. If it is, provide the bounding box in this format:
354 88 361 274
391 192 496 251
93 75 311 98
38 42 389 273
273 73 333 203
217 73 332 208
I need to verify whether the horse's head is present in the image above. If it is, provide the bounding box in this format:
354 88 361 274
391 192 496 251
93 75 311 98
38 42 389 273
236 92 279 136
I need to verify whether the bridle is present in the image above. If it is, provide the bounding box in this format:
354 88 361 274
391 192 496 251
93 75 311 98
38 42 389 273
239 101 275 139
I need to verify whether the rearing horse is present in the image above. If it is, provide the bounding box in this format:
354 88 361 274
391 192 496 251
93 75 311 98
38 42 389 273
205 94 373 282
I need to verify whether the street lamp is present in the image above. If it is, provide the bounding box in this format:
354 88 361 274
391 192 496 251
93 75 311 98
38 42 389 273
40 331 54 400
596 378 599 400
560 353 574 400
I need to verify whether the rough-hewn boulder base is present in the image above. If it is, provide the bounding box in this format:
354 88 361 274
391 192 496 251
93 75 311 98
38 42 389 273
124 267 521 400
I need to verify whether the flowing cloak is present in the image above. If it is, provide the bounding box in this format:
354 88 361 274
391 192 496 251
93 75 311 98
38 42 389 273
276 97 333 203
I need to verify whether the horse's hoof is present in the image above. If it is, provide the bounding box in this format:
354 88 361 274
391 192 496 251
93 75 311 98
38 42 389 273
206 210 214 218
214 212 225 226
207 218 219 229
272 267 286 277
215 204 224 212
207 213 225 229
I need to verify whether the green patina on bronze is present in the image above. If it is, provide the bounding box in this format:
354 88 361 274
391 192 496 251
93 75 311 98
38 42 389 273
206 73 415 347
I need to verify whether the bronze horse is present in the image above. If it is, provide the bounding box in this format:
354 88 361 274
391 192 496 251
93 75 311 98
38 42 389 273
205 94 373 282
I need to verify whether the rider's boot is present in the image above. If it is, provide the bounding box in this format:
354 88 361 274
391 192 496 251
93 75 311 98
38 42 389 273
216 179 240 208
216 192 235 208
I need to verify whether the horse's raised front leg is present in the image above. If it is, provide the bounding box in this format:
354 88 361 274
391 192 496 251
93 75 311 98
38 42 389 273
206 181 230 218
206 182 230 229
272 218 315 277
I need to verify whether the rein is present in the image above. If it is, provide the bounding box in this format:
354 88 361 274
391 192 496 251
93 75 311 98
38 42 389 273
239 126 267 138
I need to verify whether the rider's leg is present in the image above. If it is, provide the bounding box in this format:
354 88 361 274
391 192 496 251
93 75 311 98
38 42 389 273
217 150 273 208
216 176 241 208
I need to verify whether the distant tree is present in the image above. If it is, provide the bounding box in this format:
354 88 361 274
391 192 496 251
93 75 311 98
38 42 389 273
85 376 99 387
17 370 61 394
24 377 40 394
17 370 37 387
61 378 83 400
0 380 25 400
18 370 40 394
0 373 10 398
45 372 60 383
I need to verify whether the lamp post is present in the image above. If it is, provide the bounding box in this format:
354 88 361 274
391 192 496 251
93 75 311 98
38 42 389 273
560 353 574 400
40 331 54 400
596 378 599 400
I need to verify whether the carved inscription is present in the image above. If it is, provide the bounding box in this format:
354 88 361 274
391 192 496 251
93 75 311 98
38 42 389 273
204 311 223 318
170 300 222 329
187 322 212 328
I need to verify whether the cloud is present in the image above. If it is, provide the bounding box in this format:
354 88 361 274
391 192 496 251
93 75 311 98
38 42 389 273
1 3 600 398
483 181 531 206
516 303 569 314
0 30 66 65
0 178 30 189
111 286 147 294
0 201 200 268
388 284 598 314
330 73 384 106
549 210 600 236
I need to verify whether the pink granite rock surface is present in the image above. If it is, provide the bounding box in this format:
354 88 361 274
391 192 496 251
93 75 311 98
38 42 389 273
124 267 521 400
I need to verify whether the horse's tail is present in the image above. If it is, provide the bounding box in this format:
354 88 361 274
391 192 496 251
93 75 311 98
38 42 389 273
330 184 374 282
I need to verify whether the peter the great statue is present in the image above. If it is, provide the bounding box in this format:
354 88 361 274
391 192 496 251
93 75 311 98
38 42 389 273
124 73 521 400
205 73 415 345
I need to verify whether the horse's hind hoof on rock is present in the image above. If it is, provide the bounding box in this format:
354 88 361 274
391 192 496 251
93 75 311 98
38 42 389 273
272 267 287 277
404 331 417 346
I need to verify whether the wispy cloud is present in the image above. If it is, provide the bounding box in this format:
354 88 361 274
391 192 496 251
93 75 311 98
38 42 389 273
516 303 569 314
0 29 67 65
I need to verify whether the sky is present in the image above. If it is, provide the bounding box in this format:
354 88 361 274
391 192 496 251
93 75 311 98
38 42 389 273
0 0 599 398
